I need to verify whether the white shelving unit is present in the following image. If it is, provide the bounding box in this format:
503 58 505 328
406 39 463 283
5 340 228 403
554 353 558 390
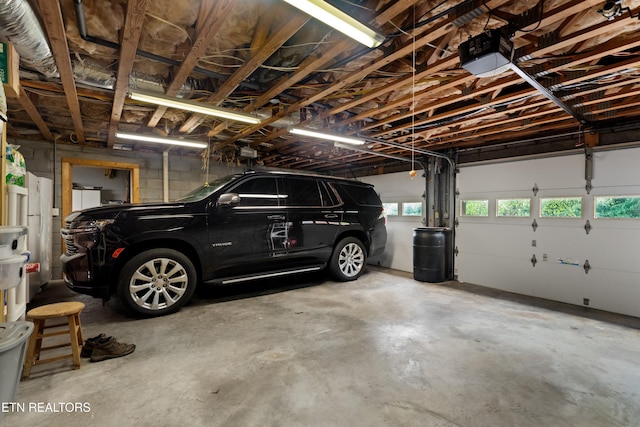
4 184 28 321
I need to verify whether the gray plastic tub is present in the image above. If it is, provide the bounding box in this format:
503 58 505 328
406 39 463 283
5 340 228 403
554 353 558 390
0 321 33 419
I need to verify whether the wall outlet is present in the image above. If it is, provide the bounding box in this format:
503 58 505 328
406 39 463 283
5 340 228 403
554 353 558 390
52 208 60 217
543 254 548 261
531 240 536 247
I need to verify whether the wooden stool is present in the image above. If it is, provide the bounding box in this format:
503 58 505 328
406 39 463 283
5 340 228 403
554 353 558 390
21 301 85 379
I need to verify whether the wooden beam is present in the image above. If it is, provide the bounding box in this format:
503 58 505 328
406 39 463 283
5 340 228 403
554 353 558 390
366 28 640 137
180 7 309 133
585 130 599 147
337 0 611 129
146 0 235 128
38 0 85 144
16 85 54 140
374 0 423 27
242 0 618 154
108 0 149 147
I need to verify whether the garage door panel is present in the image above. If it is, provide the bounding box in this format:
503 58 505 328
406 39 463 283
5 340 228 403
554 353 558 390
457 251 534 296
458 146 640 318
585 269 640 318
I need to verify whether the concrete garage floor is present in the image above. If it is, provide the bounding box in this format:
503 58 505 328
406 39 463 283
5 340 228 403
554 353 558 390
4 267 640 426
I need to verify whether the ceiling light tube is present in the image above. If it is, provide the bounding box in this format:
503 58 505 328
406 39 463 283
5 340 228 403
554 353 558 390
282 0 384 48
115 132 208 149
128 90 261 125
290 127 365 145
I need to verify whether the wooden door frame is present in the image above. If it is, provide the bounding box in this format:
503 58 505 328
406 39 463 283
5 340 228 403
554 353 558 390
61 158 140 221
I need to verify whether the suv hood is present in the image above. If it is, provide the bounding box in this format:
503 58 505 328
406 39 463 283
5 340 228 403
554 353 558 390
66 201 190 222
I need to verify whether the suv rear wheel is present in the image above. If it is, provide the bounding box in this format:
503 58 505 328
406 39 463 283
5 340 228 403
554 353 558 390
117 249 197 317
329 237 367 281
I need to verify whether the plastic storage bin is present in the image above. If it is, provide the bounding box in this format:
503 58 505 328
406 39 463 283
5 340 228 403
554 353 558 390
0 226 27 259
0 254 28 289
0 321 34 419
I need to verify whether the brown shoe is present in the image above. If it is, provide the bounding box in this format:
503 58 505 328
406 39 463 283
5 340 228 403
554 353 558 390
81 333 107 358
90 336 136 362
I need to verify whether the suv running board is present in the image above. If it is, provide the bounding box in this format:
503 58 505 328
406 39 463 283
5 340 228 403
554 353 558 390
208 265 326 285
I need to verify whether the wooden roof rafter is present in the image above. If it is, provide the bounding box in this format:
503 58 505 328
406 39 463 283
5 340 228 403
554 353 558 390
108 0 149 147
37 0 85 144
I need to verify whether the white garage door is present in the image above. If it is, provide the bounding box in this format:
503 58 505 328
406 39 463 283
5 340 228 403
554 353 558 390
457 146 640 317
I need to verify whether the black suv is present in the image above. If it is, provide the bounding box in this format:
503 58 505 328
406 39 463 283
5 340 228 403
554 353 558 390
61 171 387 317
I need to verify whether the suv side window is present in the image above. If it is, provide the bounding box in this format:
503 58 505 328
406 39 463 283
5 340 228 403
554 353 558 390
319 181 338 206
283 178 322 206
233 177 280 207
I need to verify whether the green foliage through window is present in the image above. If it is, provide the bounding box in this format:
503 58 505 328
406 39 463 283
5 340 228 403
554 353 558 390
595 196 640 218
383 202 399 216
540 197 582 218
461 200 489 217
402 202 423 216
497 198 531 217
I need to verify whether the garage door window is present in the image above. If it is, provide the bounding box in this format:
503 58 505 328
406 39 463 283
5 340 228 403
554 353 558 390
383 202 398 216
402 202 423 216
496 198 531 217
461 199 489 217
540 197 582 218
594 196 640 219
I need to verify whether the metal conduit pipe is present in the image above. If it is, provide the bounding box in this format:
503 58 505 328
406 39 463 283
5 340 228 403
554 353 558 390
163 150 169 202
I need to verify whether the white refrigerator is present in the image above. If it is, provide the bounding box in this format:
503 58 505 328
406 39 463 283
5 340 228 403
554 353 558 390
26 172 53 300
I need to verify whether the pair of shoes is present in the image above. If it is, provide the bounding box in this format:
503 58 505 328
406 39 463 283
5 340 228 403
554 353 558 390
90 336 136 362
81 333 107 358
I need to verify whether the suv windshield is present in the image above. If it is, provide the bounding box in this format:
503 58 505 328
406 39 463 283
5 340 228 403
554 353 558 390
175 174 239 202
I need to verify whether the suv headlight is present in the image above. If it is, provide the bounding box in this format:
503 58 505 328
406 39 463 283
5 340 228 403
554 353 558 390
94 219 115 230
70 219 115 248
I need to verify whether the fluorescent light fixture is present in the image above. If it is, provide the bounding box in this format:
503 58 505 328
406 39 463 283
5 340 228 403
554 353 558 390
282 0 384 48
115 132 208 149
290 127 365 145
128 90 261 125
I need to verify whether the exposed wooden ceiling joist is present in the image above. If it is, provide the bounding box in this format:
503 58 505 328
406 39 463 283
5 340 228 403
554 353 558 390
2 0 640 174
37 0 85 144
108 0 150 147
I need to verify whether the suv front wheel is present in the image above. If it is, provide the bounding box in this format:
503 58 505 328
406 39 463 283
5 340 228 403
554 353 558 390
117 248 197 317
329 237 367 281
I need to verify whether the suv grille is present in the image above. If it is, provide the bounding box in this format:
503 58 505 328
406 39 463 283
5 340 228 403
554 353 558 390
61 227 79 255
61 220 97 256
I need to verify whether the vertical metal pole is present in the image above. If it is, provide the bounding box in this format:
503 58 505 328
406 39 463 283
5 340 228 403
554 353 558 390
163 149 169 202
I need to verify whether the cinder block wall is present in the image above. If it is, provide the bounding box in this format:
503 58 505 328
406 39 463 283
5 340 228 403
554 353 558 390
11 138 245 280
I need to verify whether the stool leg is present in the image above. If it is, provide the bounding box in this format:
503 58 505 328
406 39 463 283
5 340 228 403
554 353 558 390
22 319 43 380
68 314 82 369
32 320 45 361
75 314 84 347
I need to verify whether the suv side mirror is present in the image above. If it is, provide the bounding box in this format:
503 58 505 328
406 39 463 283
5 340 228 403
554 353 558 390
217 193 240 208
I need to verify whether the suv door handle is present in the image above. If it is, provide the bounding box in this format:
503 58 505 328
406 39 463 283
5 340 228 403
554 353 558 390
267 214 285 220
324 214 338 219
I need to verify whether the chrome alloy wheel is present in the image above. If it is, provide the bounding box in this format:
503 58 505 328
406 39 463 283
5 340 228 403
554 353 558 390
338 242 365 278
128 257 189 311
